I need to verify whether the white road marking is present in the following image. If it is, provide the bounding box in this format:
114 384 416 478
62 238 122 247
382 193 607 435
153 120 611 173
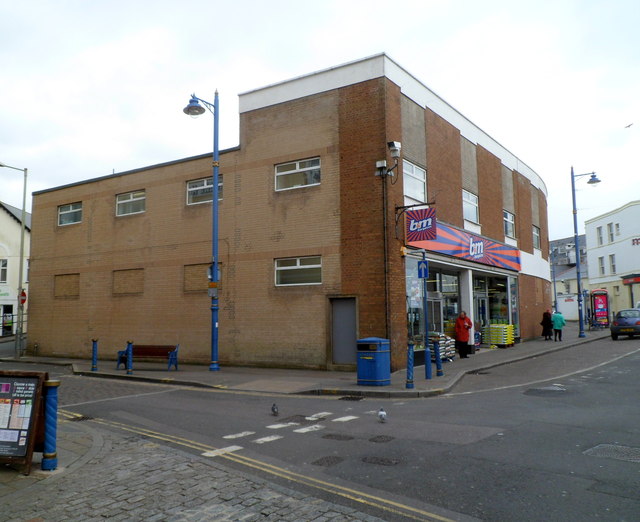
267 422 299 429
202 445 243 457
294 424 325 433
305 412 332 421
332 416 358 422
223 431 255 439
252 435 284 444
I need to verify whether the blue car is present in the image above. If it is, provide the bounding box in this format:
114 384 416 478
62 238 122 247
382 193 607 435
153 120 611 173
610 309 640 340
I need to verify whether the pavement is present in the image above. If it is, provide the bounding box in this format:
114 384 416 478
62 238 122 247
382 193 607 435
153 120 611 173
0 322 611 521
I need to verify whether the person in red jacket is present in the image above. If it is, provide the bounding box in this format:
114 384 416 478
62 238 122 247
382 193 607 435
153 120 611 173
454 311 473 358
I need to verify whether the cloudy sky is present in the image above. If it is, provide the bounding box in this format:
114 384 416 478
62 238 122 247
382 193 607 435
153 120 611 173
1 0 638 240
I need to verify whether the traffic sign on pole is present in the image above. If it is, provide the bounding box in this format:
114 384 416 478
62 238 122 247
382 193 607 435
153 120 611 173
19 290 26 305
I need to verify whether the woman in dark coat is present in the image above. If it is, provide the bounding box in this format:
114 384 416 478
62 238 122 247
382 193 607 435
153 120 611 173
540 309 553 340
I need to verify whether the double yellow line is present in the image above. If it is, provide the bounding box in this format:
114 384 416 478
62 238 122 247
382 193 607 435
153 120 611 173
59 410 456 522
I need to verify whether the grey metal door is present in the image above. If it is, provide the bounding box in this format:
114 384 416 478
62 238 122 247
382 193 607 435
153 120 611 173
331 298 357 364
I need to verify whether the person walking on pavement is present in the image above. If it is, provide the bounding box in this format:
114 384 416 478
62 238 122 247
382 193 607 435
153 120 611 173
540 309 553 340
551 310 566 341
455 311 473 358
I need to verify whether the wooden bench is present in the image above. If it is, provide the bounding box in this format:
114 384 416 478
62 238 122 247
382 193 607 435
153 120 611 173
116 344 179 371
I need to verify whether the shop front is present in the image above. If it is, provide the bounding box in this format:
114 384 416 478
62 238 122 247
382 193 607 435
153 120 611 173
405 222 521 347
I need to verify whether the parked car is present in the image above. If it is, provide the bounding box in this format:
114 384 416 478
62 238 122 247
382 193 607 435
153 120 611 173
610 309 640 340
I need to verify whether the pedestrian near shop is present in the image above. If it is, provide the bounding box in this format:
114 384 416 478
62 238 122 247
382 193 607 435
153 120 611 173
551 310 566 341
454 311 473 358
540 309 553 341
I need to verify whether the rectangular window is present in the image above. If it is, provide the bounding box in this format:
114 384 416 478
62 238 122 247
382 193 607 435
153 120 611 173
116 190 146 216
54 273 80 298
532 225 541 250
58 202 83 226
598 256 605 276
609 254 616 274
186 176 223 205
275 256 321 286
183 263 210 292
607 223 614 242
0 259 7 283
615 223 620 236
275 158 320 191
403 160 427 204
596 226 603 246
113 268 144 295
462 190 479 223
503 210 516 238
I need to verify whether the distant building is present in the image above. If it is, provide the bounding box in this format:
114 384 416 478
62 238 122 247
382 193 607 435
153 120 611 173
28 54 551 369
0 202 31 336
585 200 640 314
550 235 589 320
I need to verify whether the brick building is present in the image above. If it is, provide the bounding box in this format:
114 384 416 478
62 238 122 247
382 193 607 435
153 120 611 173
28 54 551 370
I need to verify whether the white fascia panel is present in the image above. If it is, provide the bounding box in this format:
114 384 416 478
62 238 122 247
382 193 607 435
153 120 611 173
520 250 551 281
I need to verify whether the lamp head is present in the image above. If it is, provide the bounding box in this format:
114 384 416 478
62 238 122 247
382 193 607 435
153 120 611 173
587 173 601 185
387 141 402 158
183 95 206 118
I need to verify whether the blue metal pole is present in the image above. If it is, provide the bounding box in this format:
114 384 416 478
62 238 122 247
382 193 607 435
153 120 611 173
422 252 432 380
571 167 586 338
433 341 443 376
41 379 60 471
126 340 133 375
406 343 414 389
210 91 220 371
91 338 98 371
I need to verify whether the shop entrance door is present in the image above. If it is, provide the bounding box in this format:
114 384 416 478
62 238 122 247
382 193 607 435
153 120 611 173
475 296 488 328
427 299 443 333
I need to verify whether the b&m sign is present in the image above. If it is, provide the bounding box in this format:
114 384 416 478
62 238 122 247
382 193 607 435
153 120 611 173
405 208 436 242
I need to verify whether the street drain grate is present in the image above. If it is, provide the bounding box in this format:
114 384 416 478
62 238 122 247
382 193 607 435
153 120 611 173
369 435 394 443
583 444 640 463
362 456 400 466
68 415 93 422
339 396 364 401
322 433 354 441
312 456 345 467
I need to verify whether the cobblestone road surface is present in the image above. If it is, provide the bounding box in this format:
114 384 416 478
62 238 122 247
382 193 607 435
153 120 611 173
1 421 385 522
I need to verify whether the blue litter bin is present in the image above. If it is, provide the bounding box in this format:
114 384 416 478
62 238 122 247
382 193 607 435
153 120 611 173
356 337 391 386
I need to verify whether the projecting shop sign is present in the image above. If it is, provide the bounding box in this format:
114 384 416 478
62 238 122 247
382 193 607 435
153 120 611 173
405 208 436 242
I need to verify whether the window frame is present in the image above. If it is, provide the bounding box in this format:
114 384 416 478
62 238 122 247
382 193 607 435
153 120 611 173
607 222 614 243
186 176 223 205
462 190 479 224
532 225 541 250
0 259 7 283
275 256 322 286
275 157 321 192
609 254 616 274
403 160 427 204
503 210 516 239
116 190 146 216
598 256 605 276
57 202 83 226
596 226 603 246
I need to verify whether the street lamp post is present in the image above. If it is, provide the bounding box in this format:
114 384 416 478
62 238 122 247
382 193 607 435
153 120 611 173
571 166 601 338
0 161 28 358
183 92 220 371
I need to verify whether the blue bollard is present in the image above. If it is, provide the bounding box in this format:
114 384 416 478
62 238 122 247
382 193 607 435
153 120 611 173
91 338 98 372
406 343 414 389
425 340 432 380
126 340 133 375
433 340 444 377
41 379 60 471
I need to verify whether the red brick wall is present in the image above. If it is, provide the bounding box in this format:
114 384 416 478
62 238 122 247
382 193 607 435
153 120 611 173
425 108 462 226
476 145 503 239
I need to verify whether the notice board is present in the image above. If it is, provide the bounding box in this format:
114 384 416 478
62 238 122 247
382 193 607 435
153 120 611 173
0 370 47 474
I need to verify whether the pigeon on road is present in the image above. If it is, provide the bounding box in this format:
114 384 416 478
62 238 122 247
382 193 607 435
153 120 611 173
378 408 387 423
271 403 279 416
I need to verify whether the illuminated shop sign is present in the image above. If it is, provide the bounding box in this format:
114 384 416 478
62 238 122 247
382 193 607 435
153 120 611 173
408 222 521 271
